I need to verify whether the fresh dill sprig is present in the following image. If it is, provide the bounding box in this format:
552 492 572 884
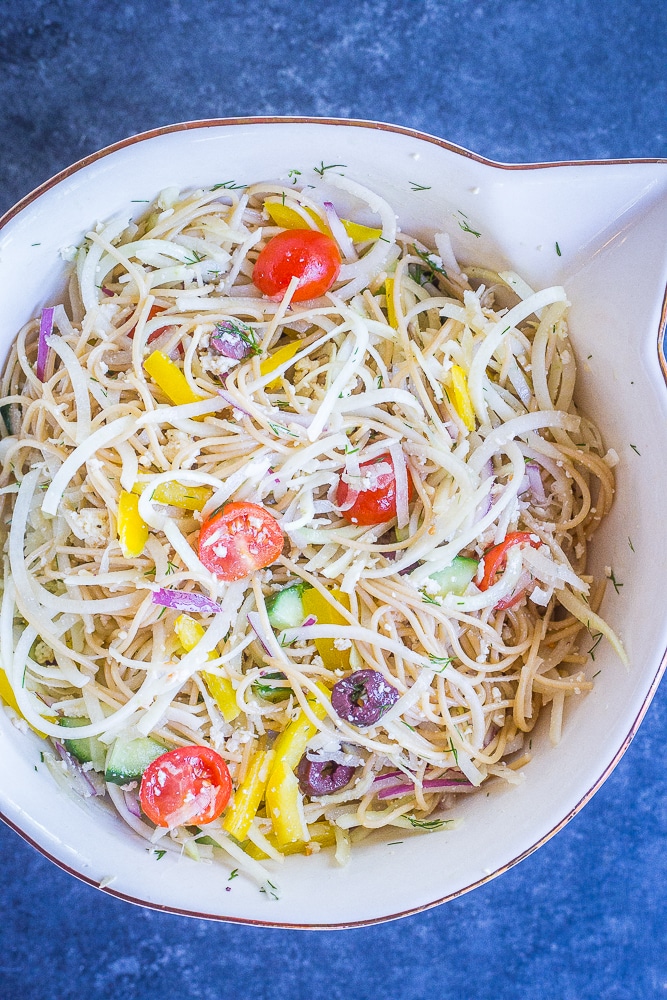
409 181 431 192
268 422 299 438
588 632 603 659
428 655 453 671
447 738 459 765
412 244 448 280
608 569 623 594
214 319 262 356
314 161 346 177
211 180 246 190
406 815 449 831
458 219 482 238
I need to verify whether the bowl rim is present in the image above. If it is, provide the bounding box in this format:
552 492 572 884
1 115 666 929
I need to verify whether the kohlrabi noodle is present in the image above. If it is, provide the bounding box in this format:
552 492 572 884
0 175 626 894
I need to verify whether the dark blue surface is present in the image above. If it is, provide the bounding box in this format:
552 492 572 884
1 1 666 997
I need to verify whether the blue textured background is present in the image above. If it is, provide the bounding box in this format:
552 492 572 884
1 1 666 997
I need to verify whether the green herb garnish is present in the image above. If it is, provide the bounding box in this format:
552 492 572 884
406 815 449 831
314 161 346 177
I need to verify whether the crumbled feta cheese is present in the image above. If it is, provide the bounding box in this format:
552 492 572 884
333 638 351 650
62 507 109 546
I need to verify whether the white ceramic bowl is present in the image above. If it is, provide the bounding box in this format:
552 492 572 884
1 118 666 927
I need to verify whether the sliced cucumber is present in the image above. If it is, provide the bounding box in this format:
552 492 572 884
252 671 291 703
60 717 107 772
266 582 310 630
105 735 166 786
429 556 479 597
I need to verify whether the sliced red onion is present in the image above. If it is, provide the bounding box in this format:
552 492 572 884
376 777 473 800
152 588 221 615
302 615 317 628
54 741 106 797
216 389 253 417
322 202 357 261
525 461 547 503
373 770 405 783
36 306 55 382
247 611 274 654
101 285 114 297
210 319 257 360
123 788 142 817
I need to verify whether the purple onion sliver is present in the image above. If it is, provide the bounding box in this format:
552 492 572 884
322 201 357 260
247 611 273 654
123 789 142 817
216 389 253 417
302 615 317 628
54 740 105 797
525 461 547 503
210 320 254 360
151 588 221 615
36 306 55 382
373 770 405 783
376 777 473 800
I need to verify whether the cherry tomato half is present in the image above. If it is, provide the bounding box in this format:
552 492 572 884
140 745 232 828
129 303 174 344
253 229 341 302
478 531 541 610
336 453 415 526
198 501 284 581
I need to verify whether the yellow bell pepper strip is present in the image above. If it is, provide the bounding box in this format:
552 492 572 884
264 201 382 243
272 681 331 770
222 748 275 841
0 668 50 738
384 277 398 329
144 350 203 408
300 588 351 672
174 614 240 722
259 340 302 389
449 364 476 432
340 219 382 242
265 758 310 847
265 682 331 847
132 480 212 512
117 490 149 558
245 821 337 860
264 201 324 232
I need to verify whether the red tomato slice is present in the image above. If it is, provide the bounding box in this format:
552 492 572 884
478 531 541 609
198 501 284 581
253 229 341 302
140 745 232 828
336 453 414 526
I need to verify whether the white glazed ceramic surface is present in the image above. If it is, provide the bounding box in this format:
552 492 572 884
0 119 666 927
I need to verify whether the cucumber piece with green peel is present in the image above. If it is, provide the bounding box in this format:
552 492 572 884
428 556 479 597
266 582 311 630
104 735 166 785
60 717 106 772
252 671 291 703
